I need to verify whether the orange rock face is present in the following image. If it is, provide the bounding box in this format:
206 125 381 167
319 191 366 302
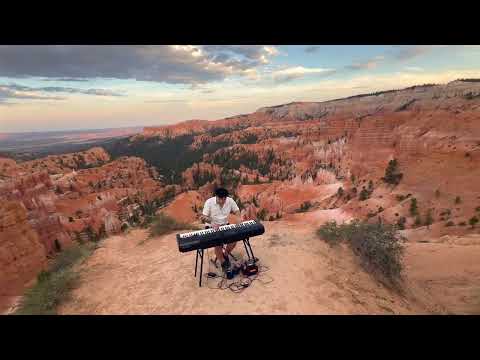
0 148 167 303
19 147 111 175
0 201 47 297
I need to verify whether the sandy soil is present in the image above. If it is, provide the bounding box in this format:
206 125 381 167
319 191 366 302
57 214 468 315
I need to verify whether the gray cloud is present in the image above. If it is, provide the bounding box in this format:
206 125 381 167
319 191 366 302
41 77 90 82
392 45 434 60
304 46 321 53
0 45 279 85
346 56 385 71
1 84 123 97
144 99 187 103
272 66 336 83
0 85 66 105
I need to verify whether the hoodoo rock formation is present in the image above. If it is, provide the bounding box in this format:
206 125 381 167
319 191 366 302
2 79 480 314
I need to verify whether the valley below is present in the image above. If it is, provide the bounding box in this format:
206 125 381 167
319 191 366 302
2 79 480 315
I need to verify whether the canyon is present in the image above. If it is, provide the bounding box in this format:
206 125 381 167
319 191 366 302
2 79 480 314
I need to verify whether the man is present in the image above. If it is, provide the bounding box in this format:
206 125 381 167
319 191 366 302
201 187 244 272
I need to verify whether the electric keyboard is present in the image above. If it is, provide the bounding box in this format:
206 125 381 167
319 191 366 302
177 220 265 253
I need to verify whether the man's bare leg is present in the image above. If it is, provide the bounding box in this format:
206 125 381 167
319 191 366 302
214 246 225 264
224 242 237 257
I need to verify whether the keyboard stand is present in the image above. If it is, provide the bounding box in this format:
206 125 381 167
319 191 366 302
243 238 257 262
193 238 258 287
194 249 204 287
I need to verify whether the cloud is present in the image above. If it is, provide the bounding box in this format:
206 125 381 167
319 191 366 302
0 85 66 105
272 66 336 83
41 78 90 82
404 66 424 72
0 45 279 85
347 55 385 70
144 99 187 104
390 45 449 61
1 83 123 97
304 46 321 53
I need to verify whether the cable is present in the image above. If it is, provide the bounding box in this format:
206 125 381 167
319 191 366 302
202 257 274 293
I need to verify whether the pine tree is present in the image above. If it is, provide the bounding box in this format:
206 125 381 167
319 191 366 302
410 198 418 216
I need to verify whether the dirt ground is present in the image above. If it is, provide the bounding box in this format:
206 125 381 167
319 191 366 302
54 213 480 315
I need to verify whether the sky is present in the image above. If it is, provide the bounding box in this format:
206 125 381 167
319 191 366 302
1 45 479 133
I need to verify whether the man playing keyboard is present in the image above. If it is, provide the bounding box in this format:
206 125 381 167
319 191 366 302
201 187 245 273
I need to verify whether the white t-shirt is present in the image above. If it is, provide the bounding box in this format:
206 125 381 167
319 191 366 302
202 196 240 226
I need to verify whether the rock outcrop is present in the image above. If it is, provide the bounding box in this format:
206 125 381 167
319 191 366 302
0 201 47 297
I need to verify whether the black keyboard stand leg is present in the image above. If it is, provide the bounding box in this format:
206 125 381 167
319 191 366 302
195 250 199 277
243 239 251 260
199 249 204 287
243 238 257 263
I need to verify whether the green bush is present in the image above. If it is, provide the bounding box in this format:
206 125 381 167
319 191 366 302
14 243 95 315
410 198 418 216
396 217 407 230
382 159 403 185
424 210 434 227
316 220 343 245
469 216 479 228
317 220 405 286
359 188 370 201
257 208 268 221
459 221 467 226
396 194 406 202
149 213 197 237
337 187 344 197
455 196 462 204
414 215 422 227
475 206 480 212
298 201 312 212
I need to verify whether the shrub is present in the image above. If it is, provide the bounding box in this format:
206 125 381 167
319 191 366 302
149 213 197 237
316 220 343 245
337 187 344 197
455 196 462 204
382 159 403 185
14 243 95 315
414 215 422 227
378 207 384 213
257 208 268 221
317 220 405 286
435 189 441 198
445 221 455 227
359 188 370 201
397 217 407 230
424 210 434 227
475 206 480 212
298 201 312 212
410 198 418 216
396 194 406 202
469 216 479 228
459 221 467 226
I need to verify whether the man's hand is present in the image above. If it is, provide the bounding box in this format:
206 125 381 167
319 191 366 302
212 224 220 230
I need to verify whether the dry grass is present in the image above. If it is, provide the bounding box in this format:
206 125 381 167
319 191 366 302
14 243 95 315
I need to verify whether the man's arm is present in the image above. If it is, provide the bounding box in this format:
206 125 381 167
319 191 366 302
201 201 211 224
230 199 246 222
